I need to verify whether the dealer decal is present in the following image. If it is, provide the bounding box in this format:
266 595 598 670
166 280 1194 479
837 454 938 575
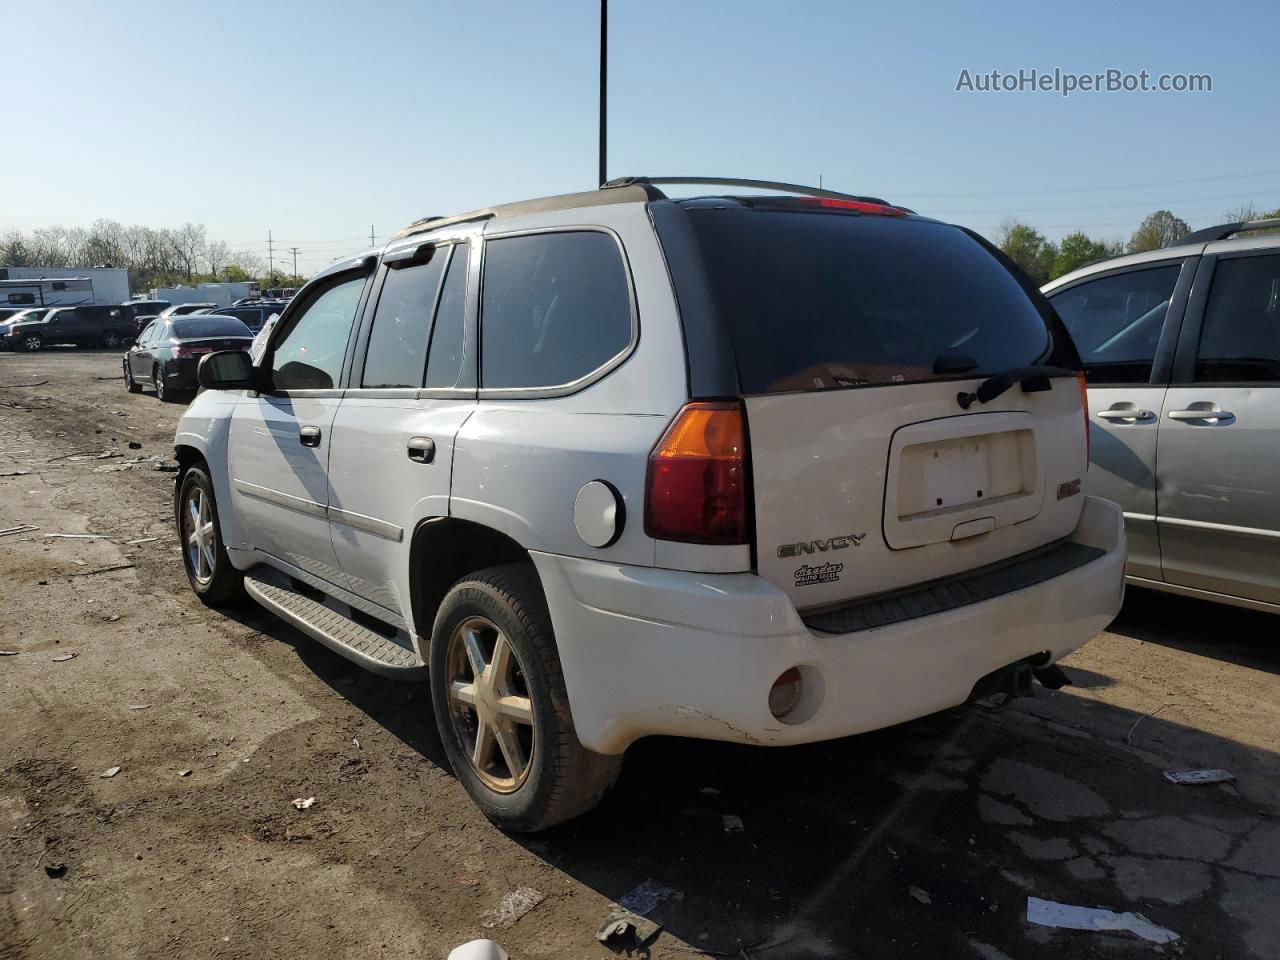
795 562 844 587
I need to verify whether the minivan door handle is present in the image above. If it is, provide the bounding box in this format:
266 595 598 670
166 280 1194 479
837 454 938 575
1168 405 1235 424
407 436 436 464
1096 406 1155 422
299 425 322 447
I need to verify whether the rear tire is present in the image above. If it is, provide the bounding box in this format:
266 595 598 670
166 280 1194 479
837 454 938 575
176 464 243 606
101 329 122 348
429 563 622 832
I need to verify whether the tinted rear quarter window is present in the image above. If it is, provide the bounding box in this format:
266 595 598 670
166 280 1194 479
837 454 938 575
683 210 1052 394
480 231 631 389
1196 253 1280 382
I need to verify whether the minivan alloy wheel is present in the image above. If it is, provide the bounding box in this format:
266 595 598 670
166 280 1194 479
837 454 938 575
183 485 217 586
445 616 535 793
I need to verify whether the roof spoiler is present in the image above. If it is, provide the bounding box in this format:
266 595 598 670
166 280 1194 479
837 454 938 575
1171 218 1280 246
602 176 894 207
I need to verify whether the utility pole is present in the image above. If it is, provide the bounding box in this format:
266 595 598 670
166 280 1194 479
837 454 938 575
266 230 275 277
598 0 607 187
287 247 300 283
369 224 376 248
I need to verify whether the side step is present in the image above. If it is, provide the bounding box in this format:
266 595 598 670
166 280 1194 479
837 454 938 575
244 568 425 679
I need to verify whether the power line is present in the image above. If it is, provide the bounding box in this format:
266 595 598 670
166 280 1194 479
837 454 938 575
923 188 1280 216
894 166 1280 199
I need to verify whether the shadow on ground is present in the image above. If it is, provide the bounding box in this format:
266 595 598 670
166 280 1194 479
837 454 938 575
231 587 1280 959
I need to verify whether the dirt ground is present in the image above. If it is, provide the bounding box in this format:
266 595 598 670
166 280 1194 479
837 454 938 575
2 348 1278 960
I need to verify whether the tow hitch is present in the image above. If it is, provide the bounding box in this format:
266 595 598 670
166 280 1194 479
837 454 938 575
968 658 1072 709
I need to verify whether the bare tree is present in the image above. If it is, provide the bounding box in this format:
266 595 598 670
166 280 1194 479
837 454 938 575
204 239 231 278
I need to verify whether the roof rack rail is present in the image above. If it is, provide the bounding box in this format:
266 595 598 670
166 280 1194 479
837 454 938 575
1172 218 1280 246
601 175 893 207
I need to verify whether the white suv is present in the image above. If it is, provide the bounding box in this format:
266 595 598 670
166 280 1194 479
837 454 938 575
175 177 1126 831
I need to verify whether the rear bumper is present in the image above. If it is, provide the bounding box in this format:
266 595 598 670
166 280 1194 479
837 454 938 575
166 358 200 389
533 495 1126 755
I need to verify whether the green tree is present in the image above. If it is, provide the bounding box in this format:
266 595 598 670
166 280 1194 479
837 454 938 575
1127 210 1190 253
997 219 1058 285
1051 232 1119 280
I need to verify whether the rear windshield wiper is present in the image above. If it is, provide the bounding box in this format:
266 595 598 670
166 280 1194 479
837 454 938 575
957 365 1074 410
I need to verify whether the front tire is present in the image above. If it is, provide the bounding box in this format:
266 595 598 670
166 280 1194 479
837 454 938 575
124 361 142 393
153 364 169 402
176 464 244 606
429 564 622 832
21 333 42 352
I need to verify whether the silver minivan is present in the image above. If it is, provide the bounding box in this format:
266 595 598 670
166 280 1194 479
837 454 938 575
1044 219 1280 614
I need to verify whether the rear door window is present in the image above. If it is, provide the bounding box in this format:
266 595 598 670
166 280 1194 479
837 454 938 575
1051 265 1182 384
682 209 1053 394
479 231 631 389
362 249 448 388
1194 254 1280 382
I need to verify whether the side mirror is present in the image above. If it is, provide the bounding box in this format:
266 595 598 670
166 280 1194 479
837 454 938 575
197 350 257 390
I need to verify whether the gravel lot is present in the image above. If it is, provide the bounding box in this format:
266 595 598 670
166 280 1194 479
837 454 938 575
2 349 1278 960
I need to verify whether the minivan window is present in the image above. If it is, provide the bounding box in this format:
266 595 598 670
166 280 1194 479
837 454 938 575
362 251 448 388
683 210 1053 394
1195 254 1280 382
1050 264 1181 385
271 274 366 390
424 244 469 388
480 232 631 389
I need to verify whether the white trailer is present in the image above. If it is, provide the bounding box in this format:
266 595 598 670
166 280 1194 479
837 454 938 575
0 277 96 308
149 281 260 307
0 266 130 305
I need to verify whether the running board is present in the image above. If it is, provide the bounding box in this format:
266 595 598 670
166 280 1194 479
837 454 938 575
244 568 425 680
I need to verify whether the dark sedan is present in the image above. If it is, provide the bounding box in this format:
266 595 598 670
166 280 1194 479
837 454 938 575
124 315 254 402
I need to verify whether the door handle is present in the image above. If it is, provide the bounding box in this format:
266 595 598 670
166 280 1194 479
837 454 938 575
1168 408 1235 423
1096 408 1155 422
407 436 436 464
299 425 322 447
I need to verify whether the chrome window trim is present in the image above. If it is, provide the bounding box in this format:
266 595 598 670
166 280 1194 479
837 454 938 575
1158 515 1280 541
475 225 639 400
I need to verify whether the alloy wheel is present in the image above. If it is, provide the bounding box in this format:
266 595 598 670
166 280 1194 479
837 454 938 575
182 485 216 586
23 335 40 351
445 616 536 793
153 367 165 400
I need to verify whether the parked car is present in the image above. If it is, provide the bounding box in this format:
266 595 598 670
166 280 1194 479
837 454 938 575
1044 217 1280 614
214 303 283 334
0 307 50 346
3 304 133 351
156 303 218 320
124 315 254 401
175 177 1125 831
124 299 172 321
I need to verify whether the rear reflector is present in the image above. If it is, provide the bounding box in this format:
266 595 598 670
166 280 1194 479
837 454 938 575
645 402 749 545
792 196 908 217
1075 371 1090 462
768 667 804 719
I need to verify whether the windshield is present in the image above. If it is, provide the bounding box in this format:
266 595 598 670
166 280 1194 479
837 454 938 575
682 208 1054 394
172 317 252 339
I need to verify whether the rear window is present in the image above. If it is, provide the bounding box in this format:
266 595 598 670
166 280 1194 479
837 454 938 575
173 317 252 339
683 209 1054 394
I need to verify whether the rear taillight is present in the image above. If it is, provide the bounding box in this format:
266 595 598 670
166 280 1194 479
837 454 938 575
1075 371 1090 462
176 345 213 357
644 402 749 545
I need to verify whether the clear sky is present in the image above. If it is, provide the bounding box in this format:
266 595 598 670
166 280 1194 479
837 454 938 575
4 0 1278 274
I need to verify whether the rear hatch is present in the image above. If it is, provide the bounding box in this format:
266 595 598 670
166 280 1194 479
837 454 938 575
680 202 1087 612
